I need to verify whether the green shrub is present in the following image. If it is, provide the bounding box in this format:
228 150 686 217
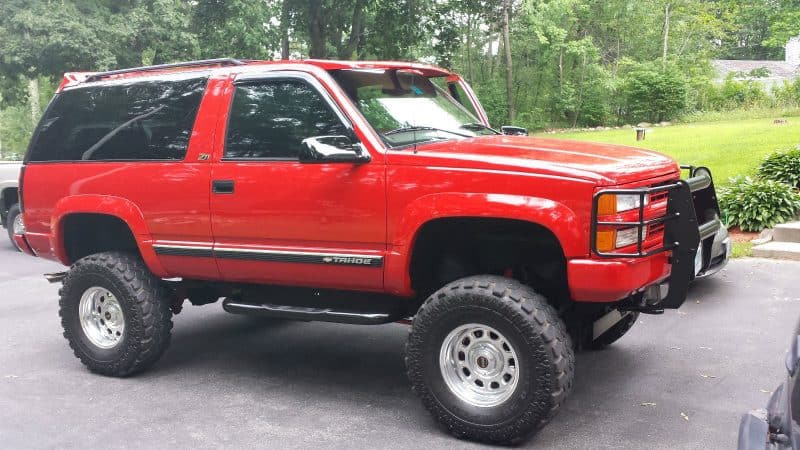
715 76 769 109
759 146 800 188
621 65 688 123
719 176 800 231
0 105 35 160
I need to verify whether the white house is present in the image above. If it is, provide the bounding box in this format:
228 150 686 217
712 35 800 91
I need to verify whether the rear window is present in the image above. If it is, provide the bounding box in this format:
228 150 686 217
26 75 207 162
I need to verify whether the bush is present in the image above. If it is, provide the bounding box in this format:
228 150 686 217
715 76 769 109
0 105 35 160
759 146 800 188
719 176 800 231
621 65 688 123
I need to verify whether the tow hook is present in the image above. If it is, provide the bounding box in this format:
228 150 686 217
643 282 669 305
618 282 669 315
43 272 67 283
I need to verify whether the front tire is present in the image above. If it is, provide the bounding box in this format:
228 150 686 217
59 252 173 377
405 275 574 444
6 203 21 252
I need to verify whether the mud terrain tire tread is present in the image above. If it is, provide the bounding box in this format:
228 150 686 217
405 275 574 444
59 251 172 377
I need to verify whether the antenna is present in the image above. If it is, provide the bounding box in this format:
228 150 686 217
412 70 418 153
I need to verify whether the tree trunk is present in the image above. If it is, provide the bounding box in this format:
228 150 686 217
308 0 326 58
558 46 564 96
502 0 514 122
466 13 473 82
337 0 366 60
28 77 40 125
662 3 670 68
280 0 291 59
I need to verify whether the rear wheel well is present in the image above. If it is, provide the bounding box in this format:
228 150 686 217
62 214 139 264
409 217 570 308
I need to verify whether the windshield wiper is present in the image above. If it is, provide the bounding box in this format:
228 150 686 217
384 126 471 138
459 122 498 133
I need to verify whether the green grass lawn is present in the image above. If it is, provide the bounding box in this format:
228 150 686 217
536 116 800 184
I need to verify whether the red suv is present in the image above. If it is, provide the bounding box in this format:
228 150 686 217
16 58 728 444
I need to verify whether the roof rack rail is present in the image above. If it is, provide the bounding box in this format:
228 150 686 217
84 58 246 83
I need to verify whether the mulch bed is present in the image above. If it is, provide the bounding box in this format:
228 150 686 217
728 226 759 243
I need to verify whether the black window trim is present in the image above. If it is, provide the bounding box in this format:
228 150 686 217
221 70 360 163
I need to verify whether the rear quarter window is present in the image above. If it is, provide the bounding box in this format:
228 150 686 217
26 75 207 162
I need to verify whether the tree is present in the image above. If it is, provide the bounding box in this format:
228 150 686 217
192 0 279 60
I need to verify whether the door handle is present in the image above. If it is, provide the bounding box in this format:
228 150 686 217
212 180 235 194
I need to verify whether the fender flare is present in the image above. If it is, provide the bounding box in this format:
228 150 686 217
384 192 584 296
50 195 167 276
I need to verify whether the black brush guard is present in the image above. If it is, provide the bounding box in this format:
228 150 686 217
590 166 722 310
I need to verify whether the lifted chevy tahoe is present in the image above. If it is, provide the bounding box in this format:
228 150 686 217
16 58 728 444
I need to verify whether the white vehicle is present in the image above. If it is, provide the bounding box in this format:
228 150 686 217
0 161 22 251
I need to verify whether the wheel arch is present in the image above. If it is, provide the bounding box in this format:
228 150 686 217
385 193 585 297
50 195 167 276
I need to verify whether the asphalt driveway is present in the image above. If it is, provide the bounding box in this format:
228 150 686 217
1 238 798 449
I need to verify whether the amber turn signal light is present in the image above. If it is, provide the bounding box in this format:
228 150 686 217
596 230 616 252
596 194 617 216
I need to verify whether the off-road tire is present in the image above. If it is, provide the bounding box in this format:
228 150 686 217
584 311 639 350
6 203 21 252
405 275 574 444
59 252 173 377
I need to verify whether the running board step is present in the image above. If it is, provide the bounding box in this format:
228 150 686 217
222 299 405 325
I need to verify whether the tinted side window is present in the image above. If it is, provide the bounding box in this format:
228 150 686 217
28 75 207 162
225 79 347 159
447 82 480 119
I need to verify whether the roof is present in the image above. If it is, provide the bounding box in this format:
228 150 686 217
711 59 800 80
57 58 453 92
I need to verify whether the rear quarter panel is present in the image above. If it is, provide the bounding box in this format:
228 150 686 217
20 75 230 278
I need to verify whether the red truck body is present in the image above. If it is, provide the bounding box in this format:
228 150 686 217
19 59 684 303
14 58 729 443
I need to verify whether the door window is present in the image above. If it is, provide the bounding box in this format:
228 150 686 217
224 79 348 159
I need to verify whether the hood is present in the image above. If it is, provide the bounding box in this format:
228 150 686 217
388 135 679 185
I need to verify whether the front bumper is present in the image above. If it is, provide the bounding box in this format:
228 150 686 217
568 253 671 302
579 166 723 310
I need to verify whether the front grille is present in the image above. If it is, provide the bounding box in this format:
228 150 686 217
650 191 668 203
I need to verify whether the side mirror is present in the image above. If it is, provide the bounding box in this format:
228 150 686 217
501 125 528 136
299 135 371 164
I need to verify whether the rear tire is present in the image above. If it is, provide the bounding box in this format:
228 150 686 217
405 275 574 444
6 203 21 252
59 252 173 377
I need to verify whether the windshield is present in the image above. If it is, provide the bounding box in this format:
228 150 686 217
330 69 497 147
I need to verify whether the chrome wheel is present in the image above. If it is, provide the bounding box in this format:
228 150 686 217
12 213 24 235
439 323 520 407
78 286 125 349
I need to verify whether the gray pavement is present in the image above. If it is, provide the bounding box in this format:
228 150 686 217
1 237 799 449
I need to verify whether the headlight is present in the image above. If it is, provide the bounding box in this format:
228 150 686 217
615 226 647 248
596 226 648 252
597 193 648 215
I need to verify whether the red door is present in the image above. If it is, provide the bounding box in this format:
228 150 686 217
209 72 386 291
